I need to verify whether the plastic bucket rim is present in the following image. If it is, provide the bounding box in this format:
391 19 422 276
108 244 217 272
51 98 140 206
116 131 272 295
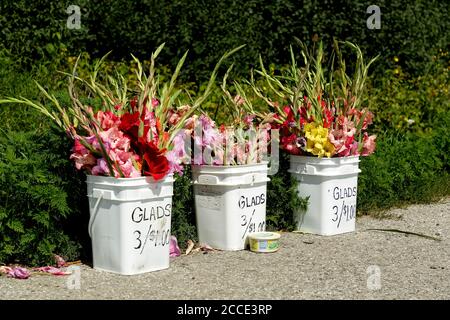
191 162 269 176
289 155 360 164
86 174 174 185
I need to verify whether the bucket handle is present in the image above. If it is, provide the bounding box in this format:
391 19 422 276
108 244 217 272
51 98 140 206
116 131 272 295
195 173 270 186
291 164 360 176
88 190 105 238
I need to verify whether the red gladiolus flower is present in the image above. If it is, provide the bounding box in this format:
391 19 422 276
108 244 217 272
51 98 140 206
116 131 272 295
282 106 296 127
219 124 226 133
72 138 88 155
130 97 138 111
281 134 301 155
119 112 140 137
143 142 169 181
323 108 333 128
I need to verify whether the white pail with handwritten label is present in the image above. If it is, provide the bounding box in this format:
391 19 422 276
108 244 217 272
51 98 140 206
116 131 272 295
289 156 360 235
86 175 173 275
192 163 269 250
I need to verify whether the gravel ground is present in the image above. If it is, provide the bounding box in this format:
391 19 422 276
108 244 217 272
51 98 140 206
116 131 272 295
1 199 449 300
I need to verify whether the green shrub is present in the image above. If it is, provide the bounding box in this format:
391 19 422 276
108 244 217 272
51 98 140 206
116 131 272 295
171 168 197 248
266 152 308 230
0 127 88 266
358 115 450 214
1 0 448 81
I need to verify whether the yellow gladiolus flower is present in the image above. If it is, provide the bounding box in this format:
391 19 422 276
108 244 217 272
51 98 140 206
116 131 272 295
304 123 335 158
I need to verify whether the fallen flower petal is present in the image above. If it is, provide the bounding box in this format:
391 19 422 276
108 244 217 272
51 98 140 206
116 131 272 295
8 267 30 279
169 236 181 257
0 266 12 274
33 266 71 276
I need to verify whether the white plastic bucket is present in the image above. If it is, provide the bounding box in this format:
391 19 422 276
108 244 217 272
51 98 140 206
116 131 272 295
192 163 270 250
289 155 361 235
86 174 174 275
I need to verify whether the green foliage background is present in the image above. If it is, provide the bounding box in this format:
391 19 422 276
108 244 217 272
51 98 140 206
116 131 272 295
0 0 448 265
1 0 449 80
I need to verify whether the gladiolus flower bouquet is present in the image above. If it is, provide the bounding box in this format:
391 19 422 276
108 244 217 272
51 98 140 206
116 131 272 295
1 44 241 180
251 39 378 158
186 65 274 166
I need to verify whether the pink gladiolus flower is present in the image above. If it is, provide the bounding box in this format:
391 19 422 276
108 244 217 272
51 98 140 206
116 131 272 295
141 111 159 145
165 150 184 175
328 130 355 157
166 130 190 174
144 110 156 123
84 135 98 148
193 134 203 150
115 151 141 178
105 149 141 178
361 133 376 156
350 141 360 156
111 149 130 163
99 127 130 152
169 236 181 257
199 114 215 130
195 114 222 149
202 127 221 146
328 117 358 156
172 130 190 158
92 158 109 176
243 115 255 126
95 111 120 130
70 152 97 170
123 160 141 178
70 139 97 170
328 134 341 154
151 98 160 107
